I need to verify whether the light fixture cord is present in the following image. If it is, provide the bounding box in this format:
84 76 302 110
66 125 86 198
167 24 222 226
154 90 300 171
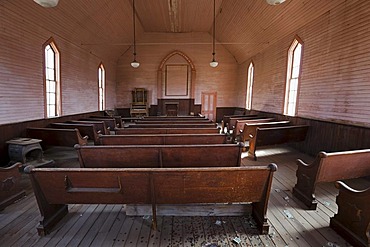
132 0 137 59
212 0 216 59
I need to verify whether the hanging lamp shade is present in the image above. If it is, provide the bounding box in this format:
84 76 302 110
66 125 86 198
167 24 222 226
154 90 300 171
266 0 286 5
33 0 59 8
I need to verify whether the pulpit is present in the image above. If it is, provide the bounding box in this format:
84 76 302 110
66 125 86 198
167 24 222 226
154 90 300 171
165 102 179 116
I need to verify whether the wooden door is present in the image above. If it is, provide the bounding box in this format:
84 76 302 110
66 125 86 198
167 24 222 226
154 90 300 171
201 92 217 122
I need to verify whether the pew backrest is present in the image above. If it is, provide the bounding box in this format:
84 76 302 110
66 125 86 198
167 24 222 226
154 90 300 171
75 144 242 168
115 128 220 135
25 164 277 235
248 125 309 160
27 128 88 147
80 118 117 130
293 149 370 209
241 121 291 142
232 118 275 141
135 120 212 124
49 123 99 145
128 123 217 128
99 134 229 145
68 120 110 135
88 116 124 128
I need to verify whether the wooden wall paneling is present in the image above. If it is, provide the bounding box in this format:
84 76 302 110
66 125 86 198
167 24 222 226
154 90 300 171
253 110 370 157
1 2 117 125
116 32 239 109
236 0 370 128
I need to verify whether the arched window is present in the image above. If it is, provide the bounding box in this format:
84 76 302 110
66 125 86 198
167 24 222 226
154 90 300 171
98 63 105 111
43 39 60 117
284 37 303 116
246 62 254 110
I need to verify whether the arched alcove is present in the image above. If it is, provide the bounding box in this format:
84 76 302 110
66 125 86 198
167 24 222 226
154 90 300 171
155 51 197 116
157 50 196 101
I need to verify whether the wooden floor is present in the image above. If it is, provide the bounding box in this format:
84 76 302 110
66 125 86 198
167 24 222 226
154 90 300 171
0 145 352 247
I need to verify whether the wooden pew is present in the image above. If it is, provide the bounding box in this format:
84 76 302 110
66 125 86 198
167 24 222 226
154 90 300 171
248 125 309 160
128 123 218 128
80 118 117 130
143 115 206 120
330 179 370 247
115 127 220 135
25 164 277 236
88 115 124 128
49 123 100 145
293 149 370 209
68 120 110 135
75 144 243 168
221 114 257 133
232 118 275 142
241 121 291 143
99 134 230 145
27 128 88 147
0 162 26 211
135 120 212 124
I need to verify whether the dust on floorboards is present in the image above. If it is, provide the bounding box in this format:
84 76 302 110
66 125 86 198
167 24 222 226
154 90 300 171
0 145 352 247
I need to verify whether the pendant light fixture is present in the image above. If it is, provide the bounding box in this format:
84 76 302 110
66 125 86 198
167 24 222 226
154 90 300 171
130 0 140 68
209 0 218 68
266 0 286 5
33 0 59 8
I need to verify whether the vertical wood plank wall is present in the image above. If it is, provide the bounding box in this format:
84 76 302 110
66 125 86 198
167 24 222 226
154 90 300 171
115 32 239 108
237 0 370 127
0 2 117 125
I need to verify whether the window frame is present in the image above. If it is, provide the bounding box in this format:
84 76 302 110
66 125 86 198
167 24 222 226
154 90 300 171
246 62 254 110
98 63 106 111
284 37 303 116
43 38 61 118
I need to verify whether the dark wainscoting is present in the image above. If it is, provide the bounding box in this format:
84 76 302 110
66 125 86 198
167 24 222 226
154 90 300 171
251 110 370 156
157 99 196 116
215 107 248 123
0 111 103 165
116 103 200 117
115 108 131 117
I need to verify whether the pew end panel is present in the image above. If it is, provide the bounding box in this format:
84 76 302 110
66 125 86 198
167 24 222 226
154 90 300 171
330 180 370 247
292 155 323 210
0 162 26 211
24 166 152 235
293 149 370 210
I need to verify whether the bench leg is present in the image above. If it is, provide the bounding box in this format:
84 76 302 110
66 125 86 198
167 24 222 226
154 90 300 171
292 186 317 210
37 204 68 236
252 202 269 234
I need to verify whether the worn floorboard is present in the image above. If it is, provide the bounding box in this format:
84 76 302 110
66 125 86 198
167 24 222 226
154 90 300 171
0 145 353 246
